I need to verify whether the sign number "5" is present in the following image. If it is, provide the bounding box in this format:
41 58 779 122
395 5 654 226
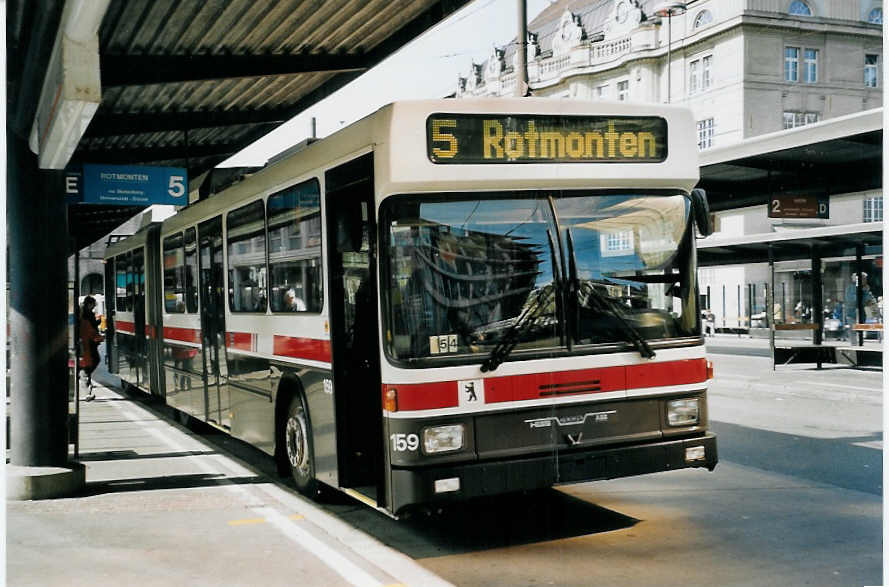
168 175 186 199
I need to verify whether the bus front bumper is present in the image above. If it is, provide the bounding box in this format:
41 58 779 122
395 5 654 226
389 433 717 515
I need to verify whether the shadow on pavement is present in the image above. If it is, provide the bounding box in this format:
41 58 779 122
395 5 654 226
82 473 266 496
77 449 219 462
711 420 882 495
706 345 772 357
329 488 639 558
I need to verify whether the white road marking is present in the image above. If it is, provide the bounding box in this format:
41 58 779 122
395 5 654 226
104 396 387 587
254 506 384 587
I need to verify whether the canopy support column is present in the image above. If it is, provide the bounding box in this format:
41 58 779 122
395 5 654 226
7 133 84 499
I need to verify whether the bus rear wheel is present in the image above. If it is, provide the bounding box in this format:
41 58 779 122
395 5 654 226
284 394 318 497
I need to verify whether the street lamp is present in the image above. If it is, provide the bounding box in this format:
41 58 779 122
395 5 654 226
654 1 687 103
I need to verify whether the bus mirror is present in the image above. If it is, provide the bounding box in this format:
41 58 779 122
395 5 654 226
691 189 713 237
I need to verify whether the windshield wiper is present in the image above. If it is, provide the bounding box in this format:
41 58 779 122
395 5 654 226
577 282 656 359
480 229 561 372
480 285 554 373
566 229 655 359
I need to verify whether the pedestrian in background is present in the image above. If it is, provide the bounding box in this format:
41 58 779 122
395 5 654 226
79 295 104 401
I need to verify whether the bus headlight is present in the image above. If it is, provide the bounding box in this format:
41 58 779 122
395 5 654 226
667 398 699 427
423 424 464 454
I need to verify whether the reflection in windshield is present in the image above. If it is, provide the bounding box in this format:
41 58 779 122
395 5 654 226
386 198 559 360
556 194 696 346
382 192 695 363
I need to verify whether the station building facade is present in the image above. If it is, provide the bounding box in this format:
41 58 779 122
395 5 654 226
456 0 883 333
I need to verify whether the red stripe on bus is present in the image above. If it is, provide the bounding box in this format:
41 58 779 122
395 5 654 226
381 381 458 411
381 359 707 412
163 326 202 344
226 331 253 351
116 320 134 333
273 336 332 363
484 365 626 403
626 358 707 388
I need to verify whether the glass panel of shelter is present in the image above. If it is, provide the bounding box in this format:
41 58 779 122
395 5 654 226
706 255 883 341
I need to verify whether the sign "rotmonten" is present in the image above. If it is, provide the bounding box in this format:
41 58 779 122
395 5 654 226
65 163 188 206
427 114 667 164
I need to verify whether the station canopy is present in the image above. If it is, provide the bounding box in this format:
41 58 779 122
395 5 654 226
695 108 882 266
697 222 883 267
7 0 471 249
698 108 882 212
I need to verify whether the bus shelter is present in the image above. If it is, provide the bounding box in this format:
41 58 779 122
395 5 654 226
698 223 883 368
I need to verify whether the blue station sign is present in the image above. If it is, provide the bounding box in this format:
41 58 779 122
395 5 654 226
66 164 188 206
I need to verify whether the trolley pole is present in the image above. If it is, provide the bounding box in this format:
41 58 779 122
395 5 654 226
515 0 529 97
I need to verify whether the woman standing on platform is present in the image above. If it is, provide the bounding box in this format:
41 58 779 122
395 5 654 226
79 296 104 401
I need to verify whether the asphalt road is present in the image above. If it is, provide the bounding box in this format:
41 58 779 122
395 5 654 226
14 349 877 586
319 353 883 587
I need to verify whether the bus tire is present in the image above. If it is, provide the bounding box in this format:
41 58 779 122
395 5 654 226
283 393 319 497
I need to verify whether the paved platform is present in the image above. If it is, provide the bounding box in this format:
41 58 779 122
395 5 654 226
7 370 452 587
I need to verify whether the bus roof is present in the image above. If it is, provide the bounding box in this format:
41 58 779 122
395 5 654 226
146 99 700 240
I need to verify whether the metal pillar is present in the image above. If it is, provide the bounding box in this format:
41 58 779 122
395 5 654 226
768 245 775 370
812 247 823 346
8 134 70 467
73 243 81 458
515 0 529 97
855 244 865 346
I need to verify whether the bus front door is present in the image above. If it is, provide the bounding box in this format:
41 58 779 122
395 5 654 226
325 155 384 503
198 217 229 428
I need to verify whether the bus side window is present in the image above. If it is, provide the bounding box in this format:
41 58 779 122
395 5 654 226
268 179 323 313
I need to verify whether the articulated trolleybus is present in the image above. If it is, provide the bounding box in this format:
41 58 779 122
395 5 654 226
104 99 717 517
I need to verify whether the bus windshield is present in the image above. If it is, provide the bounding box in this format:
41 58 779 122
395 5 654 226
381 191 697 364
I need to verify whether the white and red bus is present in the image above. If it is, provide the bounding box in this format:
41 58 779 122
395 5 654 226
104 99 717 517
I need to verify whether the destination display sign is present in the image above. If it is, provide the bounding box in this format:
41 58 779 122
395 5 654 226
768 194 829 219
427 114 667 164
66 164 188 205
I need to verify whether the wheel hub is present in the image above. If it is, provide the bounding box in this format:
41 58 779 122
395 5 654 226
285 415 306 471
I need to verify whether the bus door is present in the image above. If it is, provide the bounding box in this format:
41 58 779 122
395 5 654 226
325 154 384 501
144 225 165 399
198 216 229 427
104 258 116 372
132 247 148 389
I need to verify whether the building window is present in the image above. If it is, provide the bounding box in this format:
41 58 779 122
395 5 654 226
789 1 812 16
697 118 714 150
702 55 712 89
617 80 629 101
601 231 634 256
783 111 819 129
596 84 608 99
868 7 882 23
865 54 879 87
863 196 883 223
784 47 799 82
803 49 818 83
693 10 714 29
689 56 712 94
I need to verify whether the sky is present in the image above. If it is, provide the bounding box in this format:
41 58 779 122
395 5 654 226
221 0 551 167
